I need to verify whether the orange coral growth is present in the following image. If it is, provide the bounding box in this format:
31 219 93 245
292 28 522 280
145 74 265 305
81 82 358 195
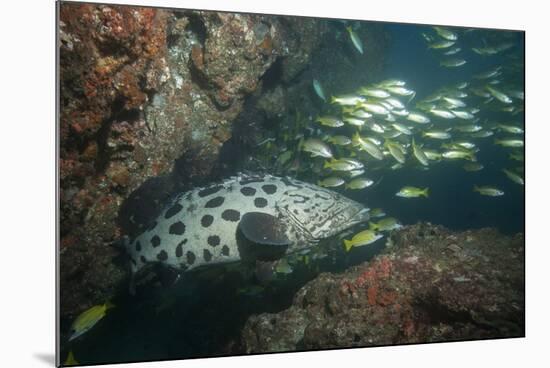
367 285 378 306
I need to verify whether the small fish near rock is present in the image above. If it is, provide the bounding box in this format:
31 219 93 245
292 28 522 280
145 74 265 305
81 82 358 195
123 173 371 283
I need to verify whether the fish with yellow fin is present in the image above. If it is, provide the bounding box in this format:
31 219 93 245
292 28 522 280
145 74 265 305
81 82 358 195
343 229 383 252
64 351 79 366
69 302 115 341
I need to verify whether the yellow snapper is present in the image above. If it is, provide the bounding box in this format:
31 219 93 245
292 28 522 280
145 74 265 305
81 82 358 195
486 85 513 104
369 217 403 232
343 230 383 252
352 133 384 160
370 208 386 218
442 150 476 161
451 110 475 120
69 302 115 341
423 149 442 161
494 138 524 148
412 137 429 166
502 169 524 185
345 177 375 190
433 26 458 41
396 186 429 198
330 94 365 106
357 101 389 115
497 124 524 134
316 115 344 128
392 123 413 135
358 87 391 98
385 141 406 164
318 176 345 188
473 185 504 197
423 130 451 139
346 25 363 54
428 40 455 49
406 111 431 124
440 58 467 68
326 135 352 146
313 79 326 101
323 158 363 172
301 138 333 158
429 108 456 119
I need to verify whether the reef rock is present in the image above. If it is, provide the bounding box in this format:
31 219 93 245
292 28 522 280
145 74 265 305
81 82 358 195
58 3 346 322
241 224 524 352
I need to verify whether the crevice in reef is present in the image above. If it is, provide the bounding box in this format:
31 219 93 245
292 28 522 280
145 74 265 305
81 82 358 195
260 57 284 91
93 100 141 174
185 12 207 46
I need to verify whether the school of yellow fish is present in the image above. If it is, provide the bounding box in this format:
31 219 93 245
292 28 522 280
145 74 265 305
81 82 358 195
258 24 524 253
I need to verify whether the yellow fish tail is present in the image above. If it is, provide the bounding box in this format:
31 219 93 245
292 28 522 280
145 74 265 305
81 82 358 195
343 239 353 252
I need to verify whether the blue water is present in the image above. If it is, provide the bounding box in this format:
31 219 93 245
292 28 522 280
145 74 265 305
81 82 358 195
373 24 524 234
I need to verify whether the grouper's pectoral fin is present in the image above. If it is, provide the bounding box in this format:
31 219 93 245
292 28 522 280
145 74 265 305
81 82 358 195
236 212 292 262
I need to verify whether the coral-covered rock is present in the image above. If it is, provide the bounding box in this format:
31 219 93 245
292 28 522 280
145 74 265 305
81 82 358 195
58 4 344 323
241 224 524 352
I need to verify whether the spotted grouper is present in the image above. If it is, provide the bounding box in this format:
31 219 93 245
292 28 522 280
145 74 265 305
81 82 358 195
123 173 370 278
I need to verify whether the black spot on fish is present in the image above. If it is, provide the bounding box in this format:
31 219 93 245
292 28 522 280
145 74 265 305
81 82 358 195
130 258 137 266
207 235 220 247
198 185 223 198
151 235 161 248
254 197 268 208
186 251 196 265
175 243 183 257
221 245 230 256
182 238 188 244
240 186 256 196
169 221 186 235
157 250 168 261
201 215 214 227
262 184 277 195
165 203 183 219
203 249 212 262
140 255 146 263
205 196 225 208
221 209 240 222
187 203 197 213
135 241 142 252
293 209 299 215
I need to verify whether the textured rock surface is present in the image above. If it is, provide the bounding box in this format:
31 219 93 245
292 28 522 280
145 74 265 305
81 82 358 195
59 3 389 324
241 224 524 352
